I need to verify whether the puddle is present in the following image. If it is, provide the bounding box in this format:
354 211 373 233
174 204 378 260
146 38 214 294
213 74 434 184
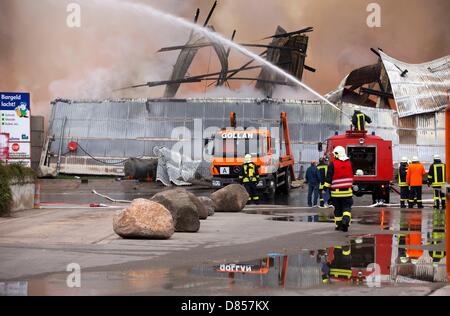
3 232 446 296
191 234 447 290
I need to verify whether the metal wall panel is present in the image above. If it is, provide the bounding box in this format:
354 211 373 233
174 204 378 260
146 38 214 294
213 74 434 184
43 98 446 176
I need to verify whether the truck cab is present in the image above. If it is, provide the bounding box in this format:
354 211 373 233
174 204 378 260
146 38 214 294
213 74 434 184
323 130 393 203
211 112 294 197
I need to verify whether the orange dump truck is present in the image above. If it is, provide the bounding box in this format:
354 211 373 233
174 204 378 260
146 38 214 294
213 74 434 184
211 112 295 197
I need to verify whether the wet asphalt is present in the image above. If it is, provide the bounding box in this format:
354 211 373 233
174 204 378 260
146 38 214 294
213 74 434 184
1 179 447 296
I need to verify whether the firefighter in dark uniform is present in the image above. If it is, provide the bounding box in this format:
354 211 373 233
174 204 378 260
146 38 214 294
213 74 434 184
329 245 352 280
317 158 329 207
239 154 260 204
427 154 446 209
398 157 409 208
324 146 354 232
352 106 372 131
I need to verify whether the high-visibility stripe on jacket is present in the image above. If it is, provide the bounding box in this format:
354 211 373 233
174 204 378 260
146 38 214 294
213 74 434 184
398 163 408 187
356 113 365 131
428 163 445 187
406 162 426 187
239 162 260 183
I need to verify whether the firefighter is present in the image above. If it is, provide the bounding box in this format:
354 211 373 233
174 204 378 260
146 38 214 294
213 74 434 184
427 154 446 209
317 158 329 207
239 154 260 204
324 146 354 232
406 156 426 209
305 160 321 207
352 106 372 131
398 157 409 208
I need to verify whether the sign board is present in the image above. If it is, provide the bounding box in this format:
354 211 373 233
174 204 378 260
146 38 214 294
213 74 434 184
0 93 30 142
0 93 31 166
0 133 9 161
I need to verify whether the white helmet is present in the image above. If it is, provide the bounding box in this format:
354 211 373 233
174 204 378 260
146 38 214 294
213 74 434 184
433 154 441 160
245 154 252 163
401 157 408 163
333 146 348 161
354 105 361 111
412 156 419 162
356 169 364 176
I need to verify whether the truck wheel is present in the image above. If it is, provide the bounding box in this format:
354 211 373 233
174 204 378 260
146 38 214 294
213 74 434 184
268 174 278 199
372 185 390 204
282 168 292 194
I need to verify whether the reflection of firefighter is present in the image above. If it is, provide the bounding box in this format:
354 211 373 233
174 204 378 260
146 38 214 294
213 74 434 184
427 154 446 210
397 209 423 262
406 156 426 209
428 209 446 262
324 146 354 232
316 250 331 283
239 154 260 203
329 245 352 279
317 158 329 207
398 157 410 208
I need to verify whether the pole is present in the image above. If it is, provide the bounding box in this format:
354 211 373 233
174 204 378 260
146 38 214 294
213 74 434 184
446 102 450 282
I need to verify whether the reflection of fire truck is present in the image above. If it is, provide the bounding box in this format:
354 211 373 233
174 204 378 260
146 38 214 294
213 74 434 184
321 130 393 203
211 112 295 197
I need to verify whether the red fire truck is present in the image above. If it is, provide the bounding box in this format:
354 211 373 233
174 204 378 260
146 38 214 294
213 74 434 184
321 129 393 203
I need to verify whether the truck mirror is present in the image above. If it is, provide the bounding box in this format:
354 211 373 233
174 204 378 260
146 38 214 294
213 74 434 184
318 142 323 152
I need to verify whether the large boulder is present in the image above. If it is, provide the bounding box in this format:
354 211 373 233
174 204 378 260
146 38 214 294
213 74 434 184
210 184 249 212
198 196 215 217
184 190 208 220
151 189 201 232
113 199 174 239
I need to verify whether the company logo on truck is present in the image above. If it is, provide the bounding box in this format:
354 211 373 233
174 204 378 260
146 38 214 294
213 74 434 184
221 132 254 139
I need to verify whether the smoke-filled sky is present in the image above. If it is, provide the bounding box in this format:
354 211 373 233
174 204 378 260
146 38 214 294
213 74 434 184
0 0 449 120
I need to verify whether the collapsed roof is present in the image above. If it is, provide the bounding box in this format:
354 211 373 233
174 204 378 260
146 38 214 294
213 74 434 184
327 50 450 118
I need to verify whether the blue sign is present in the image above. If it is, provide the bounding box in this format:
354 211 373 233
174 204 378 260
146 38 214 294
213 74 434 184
0 93 30 113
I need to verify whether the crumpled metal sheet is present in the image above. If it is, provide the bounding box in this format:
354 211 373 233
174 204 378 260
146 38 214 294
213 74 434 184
153 146 202 187
380 52 449 118
326 52 450 118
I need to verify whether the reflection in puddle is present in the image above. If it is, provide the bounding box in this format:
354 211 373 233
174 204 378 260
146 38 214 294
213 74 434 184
192 233 447 290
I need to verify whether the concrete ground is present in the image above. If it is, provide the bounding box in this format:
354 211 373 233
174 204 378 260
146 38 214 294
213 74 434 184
0 179 447 296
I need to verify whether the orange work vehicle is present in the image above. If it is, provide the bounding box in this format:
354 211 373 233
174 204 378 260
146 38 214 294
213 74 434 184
211 112 295 197
321 129 393 204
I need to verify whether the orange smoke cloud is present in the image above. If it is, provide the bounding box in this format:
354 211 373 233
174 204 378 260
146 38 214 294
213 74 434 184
0 0 449 125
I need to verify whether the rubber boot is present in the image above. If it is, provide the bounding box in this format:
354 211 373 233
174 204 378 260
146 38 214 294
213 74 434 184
442 201 446 210
341 216 351 232
408 202 414 209
400 201 406 209
335 221 342 231
417 202 424 209
434 201 440 209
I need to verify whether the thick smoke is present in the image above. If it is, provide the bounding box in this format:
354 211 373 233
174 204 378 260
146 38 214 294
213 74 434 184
0 0 449 124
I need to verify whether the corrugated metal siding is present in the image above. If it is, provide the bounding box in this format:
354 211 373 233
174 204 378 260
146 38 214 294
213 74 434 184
44 98 445 176
380 52 450 118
